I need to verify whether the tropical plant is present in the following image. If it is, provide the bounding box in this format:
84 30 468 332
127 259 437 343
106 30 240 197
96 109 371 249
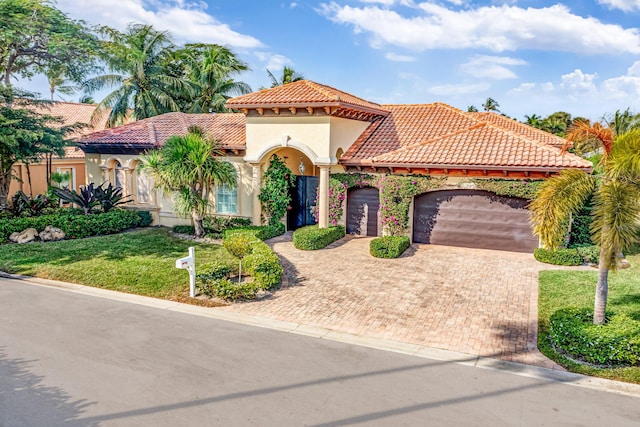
51 182 100 214
94 182 132 212
530 123 640 324
223 234 252 283
482 97 500 112
267 66 304 87
139 127 236 237
467 105 478 113
9 191 53 217
172 44 251 113
83 24 192 127
258 155 294 225
50 171 71 188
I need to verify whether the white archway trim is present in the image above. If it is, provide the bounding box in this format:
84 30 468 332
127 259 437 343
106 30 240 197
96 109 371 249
244 139 336 165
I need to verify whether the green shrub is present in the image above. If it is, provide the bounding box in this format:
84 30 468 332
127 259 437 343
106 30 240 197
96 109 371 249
534 247 583 266
292 225 345 250
550 308 640 366
370 236 410 258
573 245 600 264
196 231 283 300
173 225 195 235
0 210 151 243
203 215 252 232
569 214 594 246
243 240 283 290
223 222 285 241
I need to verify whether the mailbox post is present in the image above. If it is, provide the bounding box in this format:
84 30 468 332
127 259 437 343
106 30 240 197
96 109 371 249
175 246 196 297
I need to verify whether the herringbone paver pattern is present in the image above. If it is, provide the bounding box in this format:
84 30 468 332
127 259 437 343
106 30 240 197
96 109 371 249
223 234 577 368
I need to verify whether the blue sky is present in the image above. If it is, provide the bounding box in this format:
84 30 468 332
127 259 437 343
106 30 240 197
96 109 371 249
25 0 640 121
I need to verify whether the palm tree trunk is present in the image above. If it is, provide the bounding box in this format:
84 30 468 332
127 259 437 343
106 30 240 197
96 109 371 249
193 211 205 238
593 251 609 325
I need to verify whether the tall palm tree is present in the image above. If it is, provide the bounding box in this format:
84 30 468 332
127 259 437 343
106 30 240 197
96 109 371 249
530 122 640 324
524 114 541 127
482 97 500 112
83 24 192 127
139 127 236 237
178 44 252 113
267 66 304 87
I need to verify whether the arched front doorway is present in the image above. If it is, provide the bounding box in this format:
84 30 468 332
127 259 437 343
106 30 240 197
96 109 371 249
412 189 538 252
346 187 379 236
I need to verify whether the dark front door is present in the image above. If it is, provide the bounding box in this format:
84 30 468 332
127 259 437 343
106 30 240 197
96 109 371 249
412 190 538 253
288 176 319 230
346 187 379 236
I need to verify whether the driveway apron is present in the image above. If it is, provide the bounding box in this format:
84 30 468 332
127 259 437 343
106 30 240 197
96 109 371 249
222 234 569 368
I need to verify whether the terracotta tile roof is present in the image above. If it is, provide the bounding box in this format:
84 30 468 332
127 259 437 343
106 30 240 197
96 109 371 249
77 112 246 152
370 122 592 171
226 80 388 115
341 103 480 162
467 112 567 149
62 146 86 159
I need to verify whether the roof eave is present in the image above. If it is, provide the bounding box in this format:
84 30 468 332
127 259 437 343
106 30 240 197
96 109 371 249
342 159 593 173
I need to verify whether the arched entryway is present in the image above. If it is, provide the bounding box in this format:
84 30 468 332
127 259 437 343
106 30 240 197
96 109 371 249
412 189 538 252
346 187 379 236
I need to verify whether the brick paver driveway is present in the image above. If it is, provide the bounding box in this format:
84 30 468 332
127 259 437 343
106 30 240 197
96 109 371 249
223 234 569 368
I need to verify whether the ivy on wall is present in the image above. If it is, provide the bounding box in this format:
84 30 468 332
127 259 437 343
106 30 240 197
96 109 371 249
471 178 544 200
258 155 295 225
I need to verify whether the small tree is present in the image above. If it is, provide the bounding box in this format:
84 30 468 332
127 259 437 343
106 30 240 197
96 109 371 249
223 234 252 283
139 127 236 237
258 155 294 225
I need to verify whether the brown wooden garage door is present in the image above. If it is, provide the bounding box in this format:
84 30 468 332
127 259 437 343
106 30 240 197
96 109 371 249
346 187 379 236
413 190 538 253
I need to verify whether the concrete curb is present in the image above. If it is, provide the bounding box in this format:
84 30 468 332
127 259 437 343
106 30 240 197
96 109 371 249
4 272 640 399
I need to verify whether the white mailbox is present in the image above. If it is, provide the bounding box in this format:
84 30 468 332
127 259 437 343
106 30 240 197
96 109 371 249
176 247 196 297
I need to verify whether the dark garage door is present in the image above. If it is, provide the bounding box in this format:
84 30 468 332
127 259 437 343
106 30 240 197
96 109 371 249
413 190 538 253
346 187 379 236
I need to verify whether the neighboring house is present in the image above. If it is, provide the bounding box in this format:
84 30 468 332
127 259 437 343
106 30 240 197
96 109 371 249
77 80 592 252
8 102 108 199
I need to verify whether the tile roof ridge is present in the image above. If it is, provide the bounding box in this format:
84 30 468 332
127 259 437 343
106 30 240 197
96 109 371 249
372 122 489 161
305 80 341 101
147 121 157 146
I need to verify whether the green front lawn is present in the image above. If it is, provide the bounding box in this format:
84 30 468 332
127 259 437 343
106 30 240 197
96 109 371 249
0 228 235 304
538 248 640 384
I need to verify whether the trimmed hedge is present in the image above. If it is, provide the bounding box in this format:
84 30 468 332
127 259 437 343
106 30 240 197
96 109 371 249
574 245 600 265
534 247 583 266
550 308 640 366
0 210 152 243
223 222 285 241
292 225 345 250
370 236 410 258
196 228 283 301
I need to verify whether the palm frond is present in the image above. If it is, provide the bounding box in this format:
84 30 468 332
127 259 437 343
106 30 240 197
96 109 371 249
529 169 596 249
566 121 614 155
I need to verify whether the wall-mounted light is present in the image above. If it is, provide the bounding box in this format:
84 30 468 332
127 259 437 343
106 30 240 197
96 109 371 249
298 157 305 175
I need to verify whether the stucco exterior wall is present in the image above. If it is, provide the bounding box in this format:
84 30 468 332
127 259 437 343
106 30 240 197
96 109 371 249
329 117 370 173
9 159 86 199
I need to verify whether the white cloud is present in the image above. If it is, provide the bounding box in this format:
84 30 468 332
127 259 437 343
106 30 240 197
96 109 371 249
319 2 640 54
427 82 490 96
598 0 640 11
56 0 262 48
290 2 299 8
255 53 293 72
460 55 526 80
359 0 398 5
385 52 416 62
508 63 640 118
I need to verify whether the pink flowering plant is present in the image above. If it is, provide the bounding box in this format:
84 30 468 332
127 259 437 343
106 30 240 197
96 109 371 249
313 178 348 225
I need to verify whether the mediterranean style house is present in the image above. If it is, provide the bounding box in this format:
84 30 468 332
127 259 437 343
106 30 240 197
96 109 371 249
77 80 592 252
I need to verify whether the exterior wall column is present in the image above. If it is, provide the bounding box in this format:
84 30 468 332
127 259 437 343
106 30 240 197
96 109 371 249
318 166 330 228
251 163 262 226
100 166 109 184
122 167 133 198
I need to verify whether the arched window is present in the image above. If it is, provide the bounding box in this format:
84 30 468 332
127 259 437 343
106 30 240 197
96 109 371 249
114 161 126 190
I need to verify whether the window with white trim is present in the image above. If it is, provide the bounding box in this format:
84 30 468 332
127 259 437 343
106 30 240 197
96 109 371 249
216 183 237 214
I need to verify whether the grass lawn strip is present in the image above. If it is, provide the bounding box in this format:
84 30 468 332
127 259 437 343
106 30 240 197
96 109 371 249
0 228 235 305
538 248 640 384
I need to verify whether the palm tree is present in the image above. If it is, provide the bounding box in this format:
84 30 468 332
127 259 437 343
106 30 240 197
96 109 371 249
139 127 236 237
467 105 478 112
267 66 304 87
524 114 541 127
530 122 640 324
83 24 192 127
482 97 500 112
178 44 252 113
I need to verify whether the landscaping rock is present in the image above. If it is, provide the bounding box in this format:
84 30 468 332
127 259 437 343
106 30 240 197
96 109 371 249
9 228 38 244
39 226 66 242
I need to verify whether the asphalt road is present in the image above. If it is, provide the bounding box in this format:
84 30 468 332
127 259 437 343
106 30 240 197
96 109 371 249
1 277 639 426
